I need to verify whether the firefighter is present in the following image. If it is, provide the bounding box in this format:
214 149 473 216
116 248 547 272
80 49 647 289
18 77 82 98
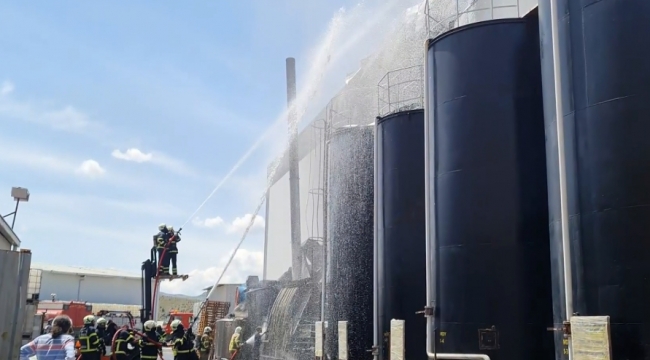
114 329 137 360
156 223 170 276
198 326 213 360
140 320 162 360
79 315 101 360
156 324 165 342
252 327 265 360
229 327 243 360
95 317 107 356
170 319 196 360
168 226 181 275
105 320 118 346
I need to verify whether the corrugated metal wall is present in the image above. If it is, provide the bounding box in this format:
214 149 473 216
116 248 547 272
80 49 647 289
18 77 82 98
0 249 32 359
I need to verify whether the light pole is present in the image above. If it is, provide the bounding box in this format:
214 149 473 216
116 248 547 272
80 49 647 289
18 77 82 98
4 187 30 230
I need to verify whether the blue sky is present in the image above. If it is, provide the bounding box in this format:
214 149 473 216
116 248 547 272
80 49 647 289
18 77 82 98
0 0 417 295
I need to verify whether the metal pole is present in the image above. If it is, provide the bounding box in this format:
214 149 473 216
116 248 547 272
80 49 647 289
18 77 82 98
286 57 303 281
10 199 19 229
548 0 574 356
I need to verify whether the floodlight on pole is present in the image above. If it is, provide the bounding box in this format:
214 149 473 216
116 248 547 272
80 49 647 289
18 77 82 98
3 187 30 229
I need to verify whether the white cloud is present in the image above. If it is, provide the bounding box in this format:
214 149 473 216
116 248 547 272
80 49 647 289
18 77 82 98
192 216 224 228
227 214 265 235
1 81 14 96
42 105 91 130
112 148 153 163
160 249 263 295
0 93 98 132
112 148 197 177
75 159 106 178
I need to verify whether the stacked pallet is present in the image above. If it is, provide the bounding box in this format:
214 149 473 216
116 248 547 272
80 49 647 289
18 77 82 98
196 301 230 333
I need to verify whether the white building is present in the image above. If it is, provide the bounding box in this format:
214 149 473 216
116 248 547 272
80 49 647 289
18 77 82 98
0 215 20 250
204 283 240 312
32 263 142 305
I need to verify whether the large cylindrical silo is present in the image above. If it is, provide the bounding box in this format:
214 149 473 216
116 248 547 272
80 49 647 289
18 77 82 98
538 0 650 358
425 17 554 359
375 109 427 360
326 125 374 360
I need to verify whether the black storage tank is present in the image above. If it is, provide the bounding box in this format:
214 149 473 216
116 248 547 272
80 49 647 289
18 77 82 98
375 109 427 360
326 125 374 360
427 17 554 360
538 0 650 358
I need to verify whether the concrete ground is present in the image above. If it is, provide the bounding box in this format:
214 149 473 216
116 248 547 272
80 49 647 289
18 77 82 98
162 347 174 359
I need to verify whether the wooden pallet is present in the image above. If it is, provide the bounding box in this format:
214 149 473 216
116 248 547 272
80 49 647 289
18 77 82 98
197 300 230 334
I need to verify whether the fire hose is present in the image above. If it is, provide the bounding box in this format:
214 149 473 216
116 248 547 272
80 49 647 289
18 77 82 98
109 325 166 360
75 325 165 360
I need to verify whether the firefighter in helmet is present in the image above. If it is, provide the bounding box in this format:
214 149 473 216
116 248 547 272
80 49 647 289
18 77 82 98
199 326 213 360
139 320 162 360
167 225 181 276
171 319 196 360
114 328 137 360
156 223 170 276
95 317 107 356
79 315 101 360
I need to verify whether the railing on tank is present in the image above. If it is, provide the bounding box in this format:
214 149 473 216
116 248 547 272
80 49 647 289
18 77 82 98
326 87 376 131
425 0 521 37
377 65 424 118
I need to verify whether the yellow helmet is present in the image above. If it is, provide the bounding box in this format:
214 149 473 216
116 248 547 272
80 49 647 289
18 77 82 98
96 317 107 326
144 320 156 331
168 226 174 232
171 319 183 331
158 223 167 231
203 326 212 334
83 315 95 325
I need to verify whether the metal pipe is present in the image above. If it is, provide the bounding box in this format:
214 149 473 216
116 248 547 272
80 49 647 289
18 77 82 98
428 354 490 360
372 117 381 360
77 275 85 301
321 118 330 323
286 57 303 281
423 38 438 359
10 199 20 229
548 0 574 336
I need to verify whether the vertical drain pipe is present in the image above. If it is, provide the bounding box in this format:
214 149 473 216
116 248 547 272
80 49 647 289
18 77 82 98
373 117 381 360
547 0 575 354
423 37 491 360
286 57 303 281
423 38 437 360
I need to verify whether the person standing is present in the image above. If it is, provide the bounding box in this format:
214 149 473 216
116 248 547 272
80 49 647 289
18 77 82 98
113 329 136 360
170 320 195 360
252 327 265 360
198 326 213 360
139 320 162 360
156 223 170 276
21 315 76 360
229 327 243 360
168 226 181 276
95 317 107 356
78 315 101 360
